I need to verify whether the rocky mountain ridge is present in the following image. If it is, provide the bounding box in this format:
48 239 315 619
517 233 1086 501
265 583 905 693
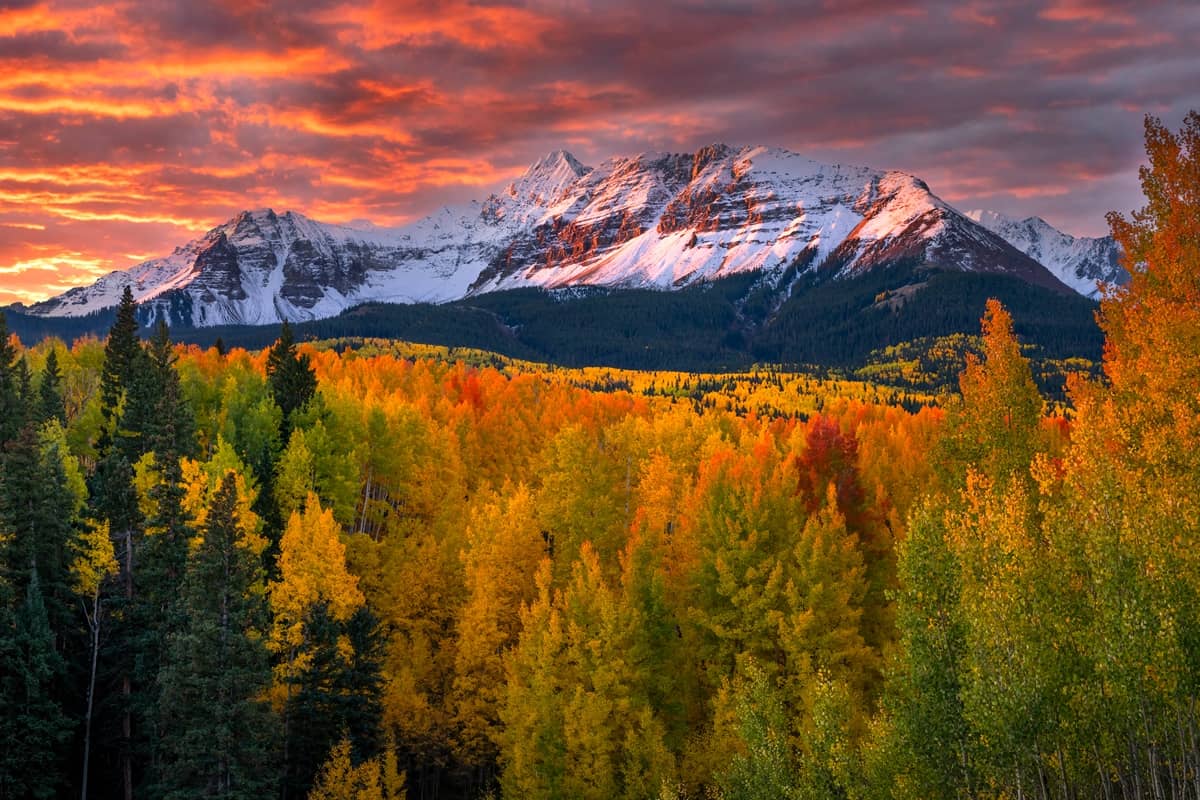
965 209 1124 298
23 145 1121 326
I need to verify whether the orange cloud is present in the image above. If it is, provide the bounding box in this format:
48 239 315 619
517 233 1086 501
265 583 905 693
0 0 1191 300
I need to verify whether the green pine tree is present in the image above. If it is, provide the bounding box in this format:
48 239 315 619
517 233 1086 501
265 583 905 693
118 320 196 463
1 422 80 641
266 321 317 432
0 311 19 446
284 602 385 798
97 285 141 456
157 472 278 798
0 572 72 799
133 451 195 792
37 347 67 426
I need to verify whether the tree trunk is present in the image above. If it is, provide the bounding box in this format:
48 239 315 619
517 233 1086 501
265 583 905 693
80 595 101 800
122 527 134 800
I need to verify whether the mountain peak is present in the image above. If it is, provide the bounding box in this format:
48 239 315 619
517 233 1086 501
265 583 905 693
508 149 591 206
967 208 1125 298
967 209 1055 233
527 149 587 176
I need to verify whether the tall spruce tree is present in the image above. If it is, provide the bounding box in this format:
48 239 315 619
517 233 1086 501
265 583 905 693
0 573 72 799
0 311 19 446
1 422 79 643
266 321 317 431
89 448 142 798
37 347 67 426
132 451 194 792
117 320 195 464
283 602 385 798
157 472 277 798
97 286 141 457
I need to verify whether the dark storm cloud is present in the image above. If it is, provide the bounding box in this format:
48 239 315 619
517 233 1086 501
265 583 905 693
1 0 1197 303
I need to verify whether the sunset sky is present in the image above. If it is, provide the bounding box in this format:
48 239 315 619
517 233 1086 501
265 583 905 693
1 0 1197 305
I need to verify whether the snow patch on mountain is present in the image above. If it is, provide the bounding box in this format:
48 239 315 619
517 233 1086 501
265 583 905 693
965 210 1125 298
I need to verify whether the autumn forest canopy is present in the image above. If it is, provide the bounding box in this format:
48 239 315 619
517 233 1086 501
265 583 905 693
1 113 1199 800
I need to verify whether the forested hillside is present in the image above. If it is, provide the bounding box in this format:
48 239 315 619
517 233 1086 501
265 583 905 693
0 113 1197 800
3 260 1105 397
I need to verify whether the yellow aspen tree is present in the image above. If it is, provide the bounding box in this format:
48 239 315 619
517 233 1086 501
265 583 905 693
309 737 407 800
452 486 545 771
943 298 1044 486
772 484 877 719
270 492 365 664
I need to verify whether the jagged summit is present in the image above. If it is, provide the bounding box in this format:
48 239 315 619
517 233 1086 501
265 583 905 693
507 149 592 207
28 144 1087 326
965 209 1125 298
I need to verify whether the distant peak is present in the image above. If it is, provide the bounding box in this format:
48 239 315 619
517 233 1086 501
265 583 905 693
968 209 1068 236
509 149 592 205
525 149 588 178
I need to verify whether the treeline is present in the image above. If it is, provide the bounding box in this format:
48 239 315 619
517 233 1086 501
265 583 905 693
4 257 1103 392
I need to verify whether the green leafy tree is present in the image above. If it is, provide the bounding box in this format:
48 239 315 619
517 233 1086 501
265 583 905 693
885 500 975 799
939 298 1043 487
715 661 799 800
499 548 675 800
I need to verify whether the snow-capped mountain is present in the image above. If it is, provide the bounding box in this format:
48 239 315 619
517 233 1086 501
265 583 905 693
965 210 1125 298
28 145 1079 326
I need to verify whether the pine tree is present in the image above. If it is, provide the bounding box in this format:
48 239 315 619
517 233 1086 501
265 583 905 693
132 449 194 791
0 311 20 446
0 572 72 799
283 602 385 798
97 285 141 456
157 472 277 798
1 422 79 641
37 347 66 426
88 445 144 798
266 321 317 432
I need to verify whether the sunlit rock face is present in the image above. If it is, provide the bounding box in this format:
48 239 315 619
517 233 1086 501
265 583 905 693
29 145 1086 327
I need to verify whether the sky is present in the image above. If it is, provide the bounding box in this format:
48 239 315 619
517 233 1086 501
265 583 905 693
1 0 1198 305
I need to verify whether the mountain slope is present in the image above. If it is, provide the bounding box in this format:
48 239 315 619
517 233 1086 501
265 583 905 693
965 209 1125 298
26 145 1077 326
